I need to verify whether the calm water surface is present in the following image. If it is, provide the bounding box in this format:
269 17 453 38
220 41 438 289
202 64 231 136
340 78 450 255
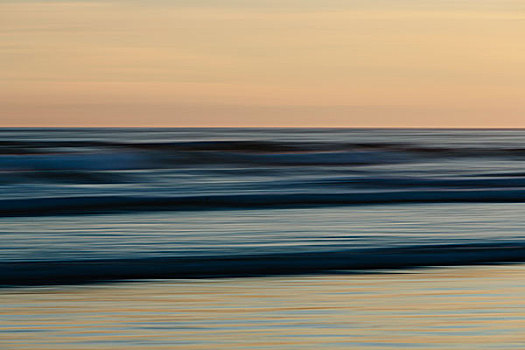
2 266 525 349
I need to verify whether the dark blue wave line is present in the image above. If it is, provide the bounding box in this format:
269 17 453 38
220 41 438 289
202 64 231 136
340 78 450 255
2 189 525 217
2 243 525 286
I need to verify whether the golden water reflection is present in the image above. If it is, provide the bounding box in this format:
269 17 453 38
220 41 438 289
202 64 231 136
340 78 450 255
2 265 525 349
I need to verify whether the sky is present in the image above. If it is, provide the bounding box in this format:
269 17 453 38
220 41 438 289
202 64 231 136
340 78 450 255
1 0 525 127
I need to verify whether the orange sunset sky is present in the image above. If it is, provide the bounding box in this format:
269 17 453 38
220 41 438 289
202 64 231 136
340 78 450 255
1 0 525 127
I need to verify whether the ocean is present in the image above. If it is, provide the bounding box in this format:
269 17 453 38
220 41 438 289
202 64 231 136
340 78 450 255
1 128 525 348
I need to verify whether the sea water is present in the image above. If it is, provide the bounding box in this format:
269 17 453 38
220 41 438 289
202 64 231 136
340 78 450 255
1 128 525 348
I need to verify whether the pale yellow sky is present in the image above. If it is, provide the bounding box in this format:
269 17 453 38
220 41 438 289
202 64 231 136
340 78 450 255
1 0 525 127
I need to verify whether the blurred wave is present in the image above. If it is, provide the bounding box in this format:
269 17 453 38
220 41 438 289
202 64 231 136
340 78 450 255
3 128 525 284
4 189 525 217
3 242 525 285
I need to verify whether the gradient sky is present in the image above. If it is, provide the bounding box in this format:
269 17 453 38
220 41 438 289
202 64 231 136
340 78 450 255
1 0 525 127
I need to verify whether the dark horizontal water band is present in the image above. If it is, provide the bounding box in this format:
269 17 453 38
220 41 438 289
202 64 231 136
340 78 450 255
3 190 525 217
2 243 524 286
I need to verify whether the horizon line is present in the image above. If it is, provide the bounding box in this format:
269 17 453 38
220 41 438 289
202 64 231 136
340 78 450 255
3 126 525 130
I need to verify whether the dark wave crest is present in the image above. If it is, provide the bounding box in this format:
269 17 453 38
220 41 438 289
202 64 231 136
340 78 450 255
3 243 525 286
3 189 525 217
3 139 525 170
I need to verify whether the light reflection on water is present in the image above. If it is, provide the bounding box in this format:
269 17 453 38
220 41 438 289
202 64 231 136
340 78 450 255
2 203 525 262
1 265 525 349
